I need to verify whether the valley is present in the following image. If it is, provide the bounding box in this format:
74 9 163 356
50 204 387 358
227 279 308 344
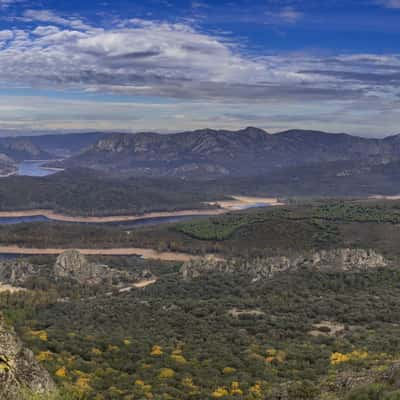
3 199 400 400
2 129 400 400
1 1 398 398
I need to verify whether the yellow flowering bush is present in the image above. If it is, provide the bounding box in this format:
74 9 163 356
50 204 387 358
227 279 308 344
211 387 229 398
330 350 369 365
158 368 175 379
150 345 163 356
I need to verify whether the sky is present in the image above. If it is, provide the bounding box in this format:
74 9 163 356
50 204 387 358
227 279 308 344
0 0 400 136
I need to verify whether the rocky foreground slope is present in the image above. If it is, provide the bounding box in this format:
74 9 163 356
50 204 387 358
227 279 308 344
0 314 55 400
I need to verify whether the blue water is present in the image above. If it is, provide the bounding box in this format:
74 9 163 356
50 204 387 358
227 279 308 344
17 161 59 177
242 202 271 209
0 214 203 227
0 216 50 225
0 253 24 259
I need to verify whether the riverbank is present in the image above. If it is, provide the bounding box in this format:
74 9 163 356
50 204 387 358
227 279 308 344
0 196 283 224
0 245 203 261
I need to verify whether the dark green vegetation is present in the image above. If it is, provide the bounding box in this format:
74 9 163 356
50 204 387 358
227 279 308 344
3 257 400 399
4 199 400 259
3 200 400 399
0 170 222 215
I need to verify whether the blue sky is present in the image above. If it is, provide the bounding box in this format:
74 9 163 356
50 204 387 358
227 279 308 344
0 0 399 136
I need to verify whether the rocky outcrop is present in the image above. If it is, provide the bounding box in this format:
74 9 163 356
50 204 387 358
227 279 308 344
0 153 16 177
181 249 388 281
309 248 386 272
0 314 56 399
0 251 138 288
53 250 144 287
0 259 38 286
54 250 114 286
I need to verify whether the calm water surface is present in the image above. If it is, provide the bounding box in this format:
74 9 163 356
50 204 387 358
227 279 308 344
17 161 59 177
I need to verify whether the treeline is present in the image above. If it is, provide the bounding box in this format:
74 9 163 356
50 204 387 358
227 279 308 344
0 169 221 216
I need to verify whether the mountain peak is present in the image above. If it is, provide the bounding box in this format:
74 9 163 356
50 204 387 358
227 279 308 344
240 126 268 135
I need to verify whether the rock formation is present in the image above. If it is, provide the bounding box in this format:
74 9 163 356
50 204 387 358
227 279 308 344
53 250 143 287
54 250 114 286
0 250 142 289
181 248 388 281
0 314 56 399
0 259 38 286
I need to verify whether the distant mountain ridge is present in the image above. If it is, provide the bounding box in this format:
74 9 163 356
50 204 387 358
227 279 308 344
57 127 400 179
0 138 51 161
0 132 108 158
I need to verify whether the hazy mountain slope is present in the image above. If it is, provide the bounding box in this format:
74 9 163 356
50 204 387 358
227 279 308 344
25 132 109 157
60 127 400 178
0 139 51 161
0 132 108 158
0 154 16 176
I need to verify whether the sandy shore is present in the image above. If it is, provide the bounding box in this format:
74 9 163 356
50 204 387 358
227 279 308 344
0 208 227 223
0 196 283 223
0 171 17 178
210 196 284 210
369 195 400 201
0 245 200 261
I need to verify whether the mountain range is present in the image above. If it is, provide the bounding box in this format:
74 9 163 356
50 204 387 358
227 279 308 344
54 127 400 179
4 127 400 188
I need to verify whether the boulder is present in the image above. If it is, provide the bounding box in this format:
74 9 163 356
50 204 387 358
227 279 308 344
0 314 56 399
54 249 113 286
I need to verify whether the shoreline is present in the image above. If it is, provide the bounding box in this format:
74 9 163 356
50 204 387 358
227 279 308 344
0 196 283 224
0 245 203 261
0 170 17 178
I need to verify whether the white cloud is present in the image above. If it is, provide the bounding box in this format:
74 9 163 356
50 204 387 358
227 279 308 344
0 13 388 103
265 6 303 24
0 10 399 134
379 0 400 8
32 26 61 36
0 30 13 41
23 9 92 30
0 0 20 8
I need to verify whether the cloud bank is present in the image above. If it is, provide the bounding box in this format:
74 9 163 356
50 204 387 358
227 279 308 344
0 8 399 135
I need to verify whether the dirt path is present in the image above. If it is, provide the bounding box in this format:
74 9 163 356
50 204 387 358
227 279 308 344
0 196 282 223
0 245 200 261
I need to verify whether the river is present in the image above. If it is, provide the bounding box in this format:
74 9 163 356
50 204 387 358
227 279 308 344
0 214 206 227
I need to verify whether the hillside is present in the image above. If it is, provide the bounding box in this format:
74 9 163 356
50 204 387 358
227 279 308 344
2 200 400 399
58 128 400 179
0 132 108 159
23 132 108 157
0 138 51 161
0 154 16 177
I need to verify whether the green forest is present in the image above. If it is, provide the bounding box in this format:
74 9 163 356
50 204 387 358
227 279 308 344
3 200 400 399
4 257 400 400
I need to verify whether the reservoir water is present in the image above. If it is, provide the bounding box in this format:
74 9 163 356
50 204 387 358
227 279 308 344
17 161 60 177
0 214 206 227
